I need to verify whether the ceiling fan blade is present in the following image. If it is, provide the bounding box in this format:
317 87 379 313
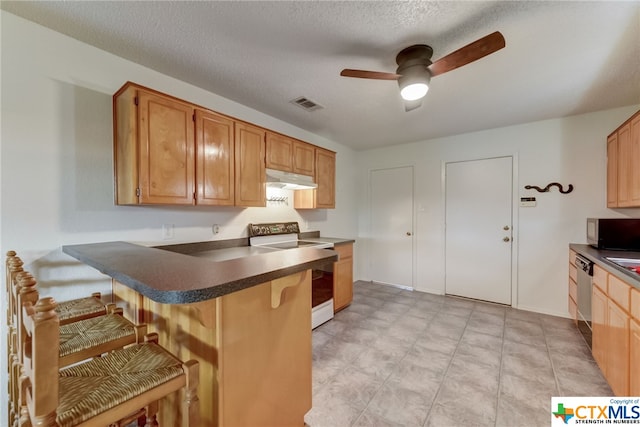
340 69 400 80
428 31 505 77
404 99 422 112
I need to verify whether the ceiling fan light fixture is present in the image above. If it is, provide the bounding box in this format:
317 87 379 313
400 82 429 101
398 69 431 101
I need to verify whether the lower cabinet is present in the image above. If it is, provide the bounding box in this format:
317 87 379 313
607 298 630 395
630 319 640 395
589 263 633 396
592 283 608 373
333 243 353 312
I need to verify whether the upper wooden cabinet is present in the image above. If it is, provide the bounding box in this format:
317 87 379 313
114 82 331 209
294 148 336 209
315 148 336 208
235 122 266 207
266 132 315 177
195 109 235 206
607 133 618 208
630 114 640 205
266 132 293 172
114 84 195 205
292 140 315 176
608 110 640 208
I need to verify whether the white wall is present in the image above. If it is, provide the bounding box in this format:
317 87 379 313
1 10 358 275
0 11 360 404
356 105 640 316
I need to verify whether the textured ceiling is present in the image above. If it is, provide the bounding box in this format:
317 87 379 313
2 1 639 150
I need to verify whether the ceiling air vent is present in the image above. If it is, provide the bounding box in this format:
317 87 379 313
290 96 323 112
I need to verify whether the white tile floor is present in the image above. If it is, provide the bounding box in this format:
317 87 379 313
305 281 611 427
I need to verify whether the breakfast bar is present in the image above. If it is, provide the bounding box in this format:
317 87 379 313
63 241 338 427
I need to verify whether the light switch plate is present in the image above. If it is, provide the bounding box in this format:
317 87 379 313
520 197 536 207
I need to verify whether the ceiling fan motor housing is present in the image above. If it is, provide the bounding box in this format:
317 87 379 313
395 44 434 83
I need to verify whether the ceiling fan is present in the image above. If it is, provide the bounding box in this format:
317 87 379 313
340 31 505 111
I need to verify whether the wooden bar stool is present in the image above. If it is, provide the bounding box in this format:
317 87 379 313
6 252 111 326
7 264 146 427
13 271 146 367
19 296 199 427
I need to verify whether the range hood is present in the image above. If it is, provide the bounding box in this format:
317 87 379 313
265 168 317 190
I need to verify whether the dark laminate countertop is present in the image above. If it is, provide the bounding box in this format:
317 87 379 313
570 243 640 288
63 241 338 304
299 237 355 246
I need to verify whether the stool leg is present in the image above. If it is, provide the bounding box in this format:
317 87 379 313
144 400 159 427
182 360 200 427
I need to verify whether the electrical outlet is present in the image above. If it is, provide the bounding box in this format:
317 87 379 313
162 224 174 240
212 224 220 235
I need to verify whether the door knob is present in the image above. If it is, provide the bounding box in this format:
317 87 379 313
503 236 510 242
406 232 412 236
503 225 510 231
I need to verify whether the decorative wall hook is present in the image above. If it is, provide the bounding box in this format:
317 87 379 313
524 182 574 194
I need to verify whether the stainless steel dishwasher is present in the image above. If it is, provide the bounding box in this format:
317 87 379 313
575 254 594 348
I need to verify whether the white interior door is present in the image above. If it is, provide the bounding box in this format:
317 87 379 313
445 157 513 305
369 166 414 287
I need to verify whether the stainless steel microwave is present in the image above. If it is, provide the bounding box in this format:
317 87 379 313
587 218 640 250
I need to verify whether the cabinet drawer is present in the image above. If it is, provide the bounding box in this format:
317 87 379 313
333 243 352 261
569 277 577 302
569 250 577 266
632 288 640 320
569 264 577 283
609 274 631 312
593 265 608 292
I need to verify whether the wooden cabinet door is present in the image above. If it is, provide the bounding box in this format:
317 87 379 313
607 299 630 396
195 109 235 205
138 91 195 205
315 148 336 209
292 141 315 176
617 123 631 207
630 319 640 395
629 114 640 206
592 284 608 373
607 133 618 208
235 122 266 207
265 132 293 172
333 243 353 312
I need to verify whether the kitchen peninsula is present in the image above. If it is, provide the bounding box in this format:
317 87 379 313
63 240 338 427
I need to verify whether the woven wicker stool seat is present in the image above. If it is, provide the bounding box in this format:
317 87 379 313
56 342 185 427
13 270 145 369
56 294 108 325
19 297 200 427
59 313 138 366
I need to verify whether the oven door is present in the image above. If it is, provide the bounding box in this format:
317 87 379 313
311 259 334 328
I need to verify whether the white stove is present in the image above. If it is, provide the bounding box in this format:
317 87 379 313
249 223 335 328
250 233 333 250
